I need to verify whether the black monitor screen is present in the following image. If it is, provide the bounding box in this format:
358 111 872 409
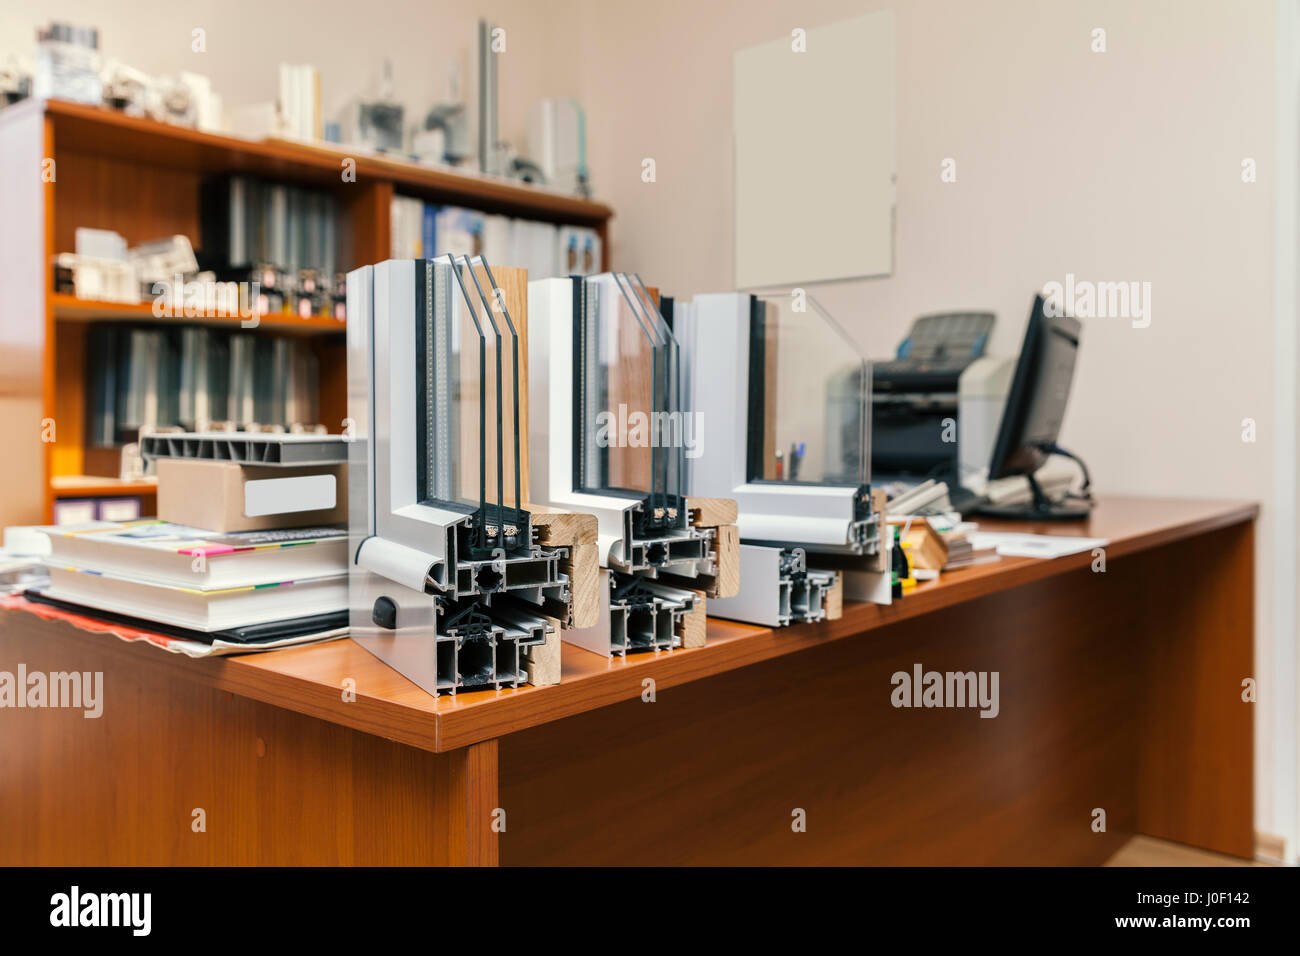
988 295 1081 479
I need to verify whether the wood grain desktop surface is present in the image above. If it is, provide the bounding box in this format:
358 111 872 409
10 496 1245 748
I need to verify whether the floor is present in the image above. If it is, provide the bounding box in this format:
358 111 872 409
1105 836 1263 867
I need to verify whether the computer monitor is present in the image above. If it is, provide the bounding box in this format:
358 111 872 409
974 293 1091 520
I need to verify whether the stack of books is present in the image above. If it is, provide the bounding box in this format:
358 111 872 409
36 521 347 637
940 527 1000 571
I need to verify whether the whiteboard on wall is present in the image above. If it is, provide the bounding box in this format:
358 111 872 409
733 11 895 289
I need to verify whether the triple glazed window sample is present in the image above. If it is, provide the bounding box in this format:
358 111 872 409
347 254 571 696
528 272 730 656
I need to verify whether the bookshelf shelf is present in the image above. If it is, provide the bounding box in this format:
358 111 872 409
51 293 346 333
0 96 615 527
42 99 614 225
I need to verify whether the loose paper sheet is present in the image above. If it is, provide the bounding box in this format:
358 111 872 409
966 532 1109 560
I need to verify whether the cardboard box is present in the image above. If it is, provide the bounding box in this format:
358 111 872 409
156 459 347 532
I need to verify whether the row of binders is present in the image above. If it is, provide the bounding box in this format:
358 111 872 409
389 196 602 281
86 324 320 445
200 174 342 302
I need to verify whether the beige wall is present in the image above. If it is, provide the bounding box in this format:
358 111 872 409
572 0 1286 844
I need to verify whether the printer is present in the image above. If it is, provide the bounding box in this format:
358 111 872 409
871 312 1014 485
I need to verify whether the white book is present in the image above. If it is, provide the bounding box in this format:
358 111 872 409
40 521 347 589
531 221 558 279
409 197 424 257
300 65 313 140
482 214 511 267
390 196 404 258
279 62 295 137
45 565 347 632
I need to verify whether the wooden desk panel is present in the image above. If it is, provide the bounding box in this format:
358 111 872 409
0 622 494 865
498 522 1254 864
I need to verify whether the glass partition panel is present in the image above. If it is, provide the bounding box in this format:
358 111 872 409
747 292 870 486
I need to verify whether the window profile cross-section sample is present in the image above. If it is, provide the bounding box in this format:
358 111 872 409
528 272 735 656
347 255 571 695
676 290 888 625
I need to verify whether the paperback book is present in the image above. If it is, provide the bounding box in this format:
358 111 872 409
41 520 346 589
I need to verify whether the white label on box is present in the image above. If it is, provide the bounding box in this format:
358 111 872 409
243 475 336 517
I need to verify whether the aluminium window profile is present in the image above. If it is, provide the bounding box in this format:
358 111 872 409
345 255 569 695
676 290 890 616
528 272 715 656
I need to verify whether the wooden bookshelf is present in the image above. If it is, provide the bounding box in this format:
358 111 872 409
47 99 612 226
0 97 615 528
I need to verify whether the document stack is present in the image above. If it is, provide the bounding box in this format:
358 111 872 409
35 520 347 638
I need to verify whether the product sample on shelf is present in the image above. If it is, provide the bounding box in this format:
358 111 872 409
674 291 889 625
141 433 348 534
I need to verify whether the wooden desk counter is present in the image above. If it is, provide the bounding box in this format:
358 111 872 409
0 496 1256 865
